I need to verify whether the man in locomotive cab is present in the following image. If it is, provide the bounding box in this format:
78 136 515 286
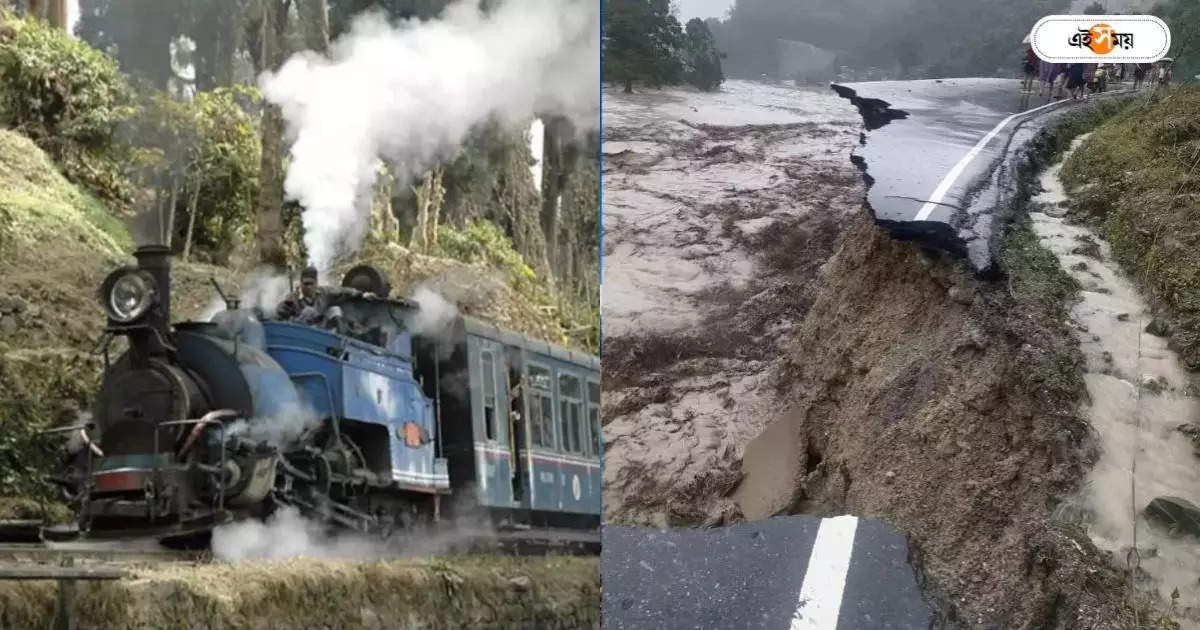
276 266 376 331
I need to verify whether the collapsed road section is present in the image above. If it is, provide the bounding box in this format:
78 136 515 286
832 79 1131 273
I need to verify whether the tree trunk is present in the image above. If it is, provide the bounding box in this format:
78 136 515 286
165 175 179 250
409 169 445 253
410 182 427 252
255 0 292 268
183 184 202 262
297 0 330 53
155 188 167 245
624 77 633 93
428 168 443 249
540 116 577 282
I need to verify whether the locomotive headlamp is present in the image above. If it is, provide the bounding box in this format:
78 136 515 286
99 268 157 323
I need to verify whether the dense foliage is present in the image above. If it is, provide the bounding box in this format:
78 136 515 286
4 3 598 345
0 12 262 260
681 18 724 91
602 0 727 92
127 86 262 262
602 0 683 92
0 11 134 202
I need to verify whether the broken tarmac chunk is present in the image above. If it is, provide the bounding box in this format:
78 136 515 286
1144 496 1200 537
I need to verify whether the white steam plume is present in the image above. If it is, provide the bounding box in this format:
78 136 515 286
224 400 321 449
405 284 458 338
260 0 600 275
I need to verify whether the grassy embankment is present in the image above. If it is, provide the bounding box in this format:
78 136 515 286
1060 87 1200 370
0 556 600 629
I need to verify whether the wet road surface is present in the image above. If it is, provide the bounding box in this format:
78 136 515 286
833 78 1131 271
602 515 932 629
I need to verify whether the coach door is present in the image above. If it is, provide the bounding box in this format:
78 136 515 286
506 346 526 504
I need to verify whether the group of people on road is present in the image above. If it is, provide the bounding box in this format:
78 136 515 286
1023 47 1170 100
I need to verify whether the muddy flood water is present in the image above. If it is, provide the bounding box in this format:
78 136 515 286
601 80 863 526
1031 135 1200 624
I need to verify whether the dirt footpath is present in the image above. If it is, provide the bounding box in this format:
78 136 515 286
601 81 863 527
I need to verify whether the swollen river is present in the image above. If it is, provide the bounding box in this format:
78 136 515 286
1031 134 1200 624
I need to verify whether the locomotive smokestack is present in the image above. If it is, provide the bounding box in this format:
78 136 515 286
134 245 171 328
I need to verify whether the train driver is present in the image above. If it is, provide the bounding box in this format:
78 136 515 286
276 266 376 331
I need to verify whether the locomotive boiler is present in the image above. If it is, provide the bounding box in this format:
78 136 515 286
48 245 601 546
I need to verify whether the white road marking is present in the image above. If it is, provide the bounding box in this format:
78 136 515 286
790 515 859 630
913 98 1067 221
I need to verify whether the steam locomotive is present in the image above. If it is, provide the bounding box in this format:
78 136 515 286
47 245 601 546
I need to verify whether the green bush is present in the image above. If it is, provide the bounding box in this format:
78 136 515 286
0 353 99 505
438 220 540 293
0 11 134 204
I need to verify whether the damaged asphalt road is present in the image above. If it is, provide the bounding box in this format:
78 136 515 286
602 515 932 629
833 78 1133 273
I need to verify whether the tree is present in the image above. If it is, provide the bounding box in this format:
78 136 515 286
297 0 330 52
76 0 185 89
255 0 293 269
602 0 683 93
24 0 67 29
540 115 578 279
328 0 447 39
681 18 724 91
185 0 246 91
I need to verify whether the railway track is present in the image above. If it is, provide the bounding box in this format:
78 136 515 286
0 542 206 566
0 525 598 565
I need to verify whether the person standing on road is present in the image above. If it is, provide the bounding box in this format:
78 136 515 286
1039 61 1060 98
1022 47 1038 92
1157 61 1172 88
1134 63 1147 89
1066 63 1086 100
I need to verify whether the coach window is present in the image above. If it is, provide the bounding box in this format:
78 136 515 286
588 380 600 457
481 350 497 441
559 372 582 454
528 365 555 449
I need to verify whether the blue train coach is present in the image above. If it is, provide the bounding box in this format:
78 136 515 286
414 317 602 530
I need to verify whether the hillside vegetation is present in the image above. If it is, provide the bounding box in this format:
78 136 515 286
0 8 596 518
1061 87 1200 369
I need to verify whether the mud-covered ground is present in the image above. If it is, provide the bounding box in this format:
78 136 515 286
601 81 864 526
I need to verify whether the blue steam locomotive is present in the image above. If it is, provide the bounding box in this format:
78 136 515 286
50 246 600 545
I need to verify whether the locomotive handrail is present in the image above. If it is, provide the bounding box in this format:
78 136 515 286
175 410 240 457
38 424 91 435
